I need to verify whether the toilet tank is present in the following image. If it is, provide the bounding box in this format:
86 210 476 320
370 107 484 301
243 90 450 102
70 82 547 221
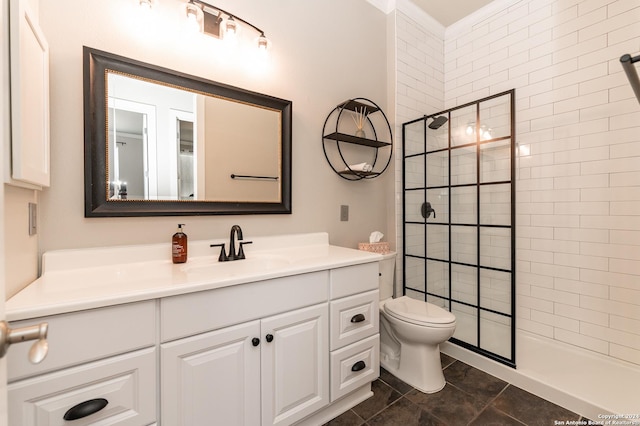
378 252 397 300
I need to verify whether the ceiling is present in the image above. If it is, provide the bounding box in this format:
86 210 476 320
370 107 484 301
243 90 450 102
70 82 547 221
412 0 496 27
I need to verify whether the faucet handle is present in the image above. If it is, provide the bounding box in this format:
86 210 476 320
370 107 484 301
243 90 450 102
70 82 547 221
238 241 253 260
210 243 229 262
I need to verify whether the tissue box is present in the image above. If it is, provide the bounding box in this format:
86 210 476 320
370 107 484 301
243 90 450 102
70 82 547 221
358 242 390 254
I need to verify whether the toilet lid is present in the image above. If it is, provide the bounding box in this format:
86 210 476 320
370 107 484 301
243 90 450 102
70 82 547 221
384 296 456 326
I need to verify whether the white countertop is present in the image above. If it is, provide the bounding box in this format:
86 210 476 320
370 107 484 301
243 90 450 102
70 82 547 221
6 233 384 321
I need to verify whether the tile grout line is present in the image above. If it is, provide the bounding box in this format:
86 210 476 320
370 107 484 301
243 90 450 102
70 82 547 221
464 383 527 426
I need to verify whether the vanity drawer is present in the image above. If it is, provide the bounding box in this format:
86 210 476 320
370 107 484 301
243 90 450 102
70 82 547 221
330 334 379 402
330 290 379 350
8 347 157 426
330 262 379 299
161 271 328 342
8 301 156 382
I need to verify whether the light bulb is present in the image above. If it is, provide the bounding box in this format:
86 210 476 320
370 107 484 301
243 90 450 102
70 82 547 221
139 0 152 10
225 17 238 38
257 34 269 51
185 2 201 32
466 124 474 135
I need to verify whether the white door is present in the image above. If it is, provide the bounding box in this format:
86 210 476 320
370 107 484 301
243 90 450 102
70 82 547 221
161 320 261 426
1 0 11 422
261 304 329 426
0 213 6 425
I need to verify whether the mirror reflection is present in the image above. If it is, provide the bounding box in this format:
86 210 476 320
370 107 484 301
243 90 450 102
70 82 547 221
107 72 281 202
84 47 292 217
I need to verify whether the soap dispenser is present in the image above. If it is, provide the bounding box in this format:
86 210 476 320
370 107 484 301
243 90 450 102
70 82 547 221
172 224 188 264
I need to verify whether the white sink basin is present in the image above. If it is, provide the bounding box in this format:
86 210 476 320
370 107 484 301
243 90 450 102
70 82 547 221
181 253 293 277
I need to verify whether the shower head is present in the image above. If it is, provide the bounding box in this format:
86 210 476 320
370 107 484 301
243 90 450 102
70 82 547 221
428 116 448 130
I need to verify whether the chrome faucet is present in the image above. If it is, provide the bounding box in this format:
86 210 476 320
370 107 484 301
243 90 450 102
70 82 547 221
211 225 252 262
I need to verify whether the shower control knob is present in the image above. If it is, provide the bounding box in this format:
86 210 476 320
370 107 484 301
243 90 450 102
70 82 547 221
0 320 49 364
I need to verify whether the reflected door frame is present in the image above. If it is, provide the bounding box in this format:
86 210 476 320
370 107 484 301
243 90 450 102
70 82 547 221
170 109 196 200
108 98 157 199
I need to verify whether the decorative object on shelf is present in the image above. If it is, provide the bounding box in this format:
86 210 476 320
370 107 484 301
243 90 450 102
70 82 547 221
322 98 393 181
352 106 368 138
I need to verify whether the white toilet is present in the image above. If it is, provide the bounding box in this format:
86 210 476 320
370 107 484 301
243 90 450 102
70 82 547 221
378 252 456 393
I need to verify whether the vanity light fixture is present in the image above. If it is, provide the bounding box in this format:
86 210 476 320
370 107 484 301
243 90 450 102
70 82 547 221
185 0 204 32
225 16 237 37
465 123 492 140
138 0 153 10
184 0 269 51
465 123 474 135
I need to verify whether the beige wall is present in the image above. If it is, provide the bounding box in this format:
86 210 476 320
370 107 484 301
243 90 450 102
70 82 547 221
203 96 281 202
2 0 40 298
31 0 393 268
3 187 37 298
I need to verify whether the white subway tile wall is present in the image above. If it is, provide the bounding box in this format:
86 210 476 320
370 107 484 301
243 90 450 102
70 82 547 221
395 0 640 366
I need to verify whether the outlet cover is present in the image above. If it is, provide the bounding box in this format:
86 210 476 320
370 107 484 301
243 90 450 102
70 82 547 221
28 202 37 235
340 205 349 221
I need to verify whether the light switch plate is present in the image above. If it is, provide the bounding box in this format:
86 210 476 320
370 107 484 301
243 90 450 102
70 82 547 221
340 205 349 221
28 202 37 235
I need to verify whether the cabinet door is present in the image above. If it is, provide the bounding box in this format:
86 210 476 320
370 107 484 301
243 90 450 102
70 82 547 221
9 0 50 187
261 303 329 426
161 321 261 426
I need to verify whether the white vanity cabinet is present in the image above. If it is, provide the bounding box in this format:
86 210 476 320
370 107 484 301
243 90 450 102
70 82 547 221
160 272 330 426
7 301 157 425
6 235 382 426
161 303 329 426
261 303 329 425
161 320 262 426
328 264 380 402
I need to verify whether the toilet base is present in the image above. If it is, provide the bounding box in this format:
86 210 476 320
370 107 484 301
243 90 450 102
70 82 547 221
380 343 446 394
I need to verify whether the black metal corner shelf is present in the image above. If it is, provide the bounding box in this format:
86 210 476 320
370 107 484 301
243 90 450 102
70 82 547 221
322 97 393 181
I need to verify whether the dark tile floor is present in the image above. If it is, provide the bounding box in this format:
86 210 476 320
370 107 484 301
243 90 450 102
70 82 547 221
324 354 588 426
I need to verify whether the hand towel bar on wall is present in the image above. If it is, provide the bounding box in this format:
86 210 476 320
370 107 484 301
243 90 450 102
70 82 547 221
230 174 279 181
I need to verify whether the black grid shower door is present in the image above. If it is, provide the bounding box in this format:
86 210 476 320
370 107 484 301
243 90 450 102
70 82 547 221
402 90 516 367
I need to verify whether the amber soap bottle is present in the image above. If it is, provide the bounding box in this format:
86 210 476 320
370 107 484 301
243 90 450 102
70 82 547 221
172 224 188 264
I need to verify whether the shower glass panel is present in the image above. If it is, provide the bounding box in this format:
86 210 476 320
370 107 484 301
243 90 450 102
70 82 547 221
480 184 511 225
452 302 477 346
405 156 426 189
402 90 515 367
405 256 426 293
451 186 476 224
427 260 449 300
451 105 477 147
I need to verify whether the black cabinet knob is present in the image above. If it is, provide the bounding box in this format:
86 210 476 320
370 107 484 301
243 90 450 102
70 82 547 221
265 334 274 342
351 361 366 372
252 338 260 346
63 398 109 421
350 313 366 323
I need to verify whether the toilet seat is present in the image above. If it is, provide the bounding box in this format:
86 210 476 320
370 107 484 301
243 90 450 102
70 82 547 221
384 296 456 328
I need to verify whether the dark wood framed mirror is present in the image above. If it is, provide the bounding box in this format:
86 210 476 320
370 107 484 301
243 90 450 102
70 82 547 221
84 47 292 217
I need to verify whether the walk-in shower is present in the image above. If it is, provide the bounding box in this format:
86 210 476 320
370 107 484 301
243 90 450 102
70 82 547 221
402 90 516 367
